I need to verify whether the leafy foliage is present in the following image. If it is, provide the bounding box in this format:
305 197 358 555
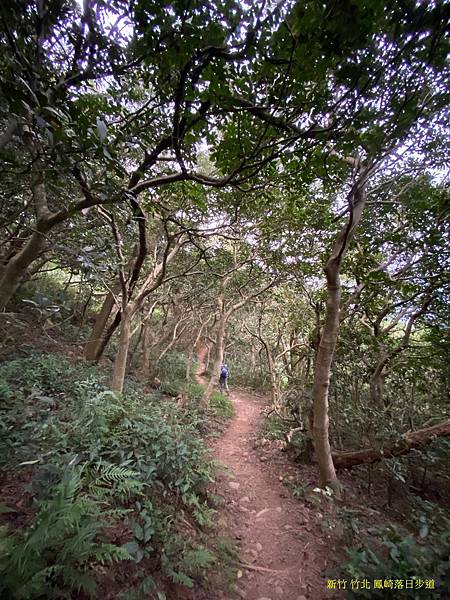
341 522 450 599
0 352 220 596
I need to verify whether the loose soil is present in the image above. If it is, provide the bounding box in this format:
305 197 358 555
196 350 339 600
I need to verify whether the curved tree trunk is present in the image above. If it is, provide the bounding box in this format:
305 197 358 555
0 230 47 310
0 141 57 311
312 169 369 492
332 420 450 469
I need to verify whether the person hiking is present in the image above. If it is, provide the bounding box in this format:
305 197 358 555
219 363 229 394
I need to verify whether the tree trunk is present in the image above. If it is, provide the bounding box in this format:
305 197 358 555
0 143 57 310
111 309 132 393
140 321 152 375
311 170 369 492
127 319 144 372
267 350 279 407
370 368 387 406
203 314 226 403
0 229 47 310
157 318 187 362
84 288 119 361
332 420 450 469
186 322 207 380
205 344 211 371
312 278 342 490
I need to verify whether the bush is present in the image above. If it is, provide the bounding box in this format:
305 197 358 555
259 413 290 441
340 523 450 599
0 352 219 597
155 352 189 395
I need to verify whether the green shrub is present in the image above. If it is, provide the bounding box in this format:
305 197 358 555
0 352 93 402
157 352 189 381
16 270 80 323
0 352 220 596
185 382 205 401
340 523 450 598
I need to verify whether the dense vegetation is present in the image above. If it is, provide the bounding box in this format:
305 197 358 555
0 0 449 598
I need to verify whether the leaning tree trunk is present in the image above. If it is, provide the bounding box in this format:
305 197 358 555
84 288 119 361
111 309 132 393
0 230 47 310
312 170 369 492
186 322 207 380
0 142 59 310
332 420 450 468
266 348 279 407
140 321 152 375
84 247 140 361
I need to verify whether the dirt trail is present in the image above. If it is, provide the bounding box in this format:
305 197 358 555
196 349 334 600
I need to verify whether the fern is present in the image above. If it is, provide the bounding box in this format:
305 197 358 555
182 546 216 572
0 352 221 595
0 469 131 599
85 461 144 502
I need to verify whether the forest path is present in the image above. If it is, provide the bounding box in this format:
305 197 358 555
195 348 332 600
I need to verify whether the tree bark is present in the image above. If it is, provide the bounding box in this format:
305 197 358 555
84 288 119 361
108 236 185 393
312 169 369 492
0 230 47 310
312 275 342 490
157 317 188 362
141 320 152 375
203 311 226 403
370 367 387 406
332 420 450 469
267 349 279 407
111 309 132 393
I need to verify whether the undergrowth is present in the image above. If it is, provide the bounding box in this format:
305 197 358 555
210 392 235 419
338 518 450 598
330 485 450 599
258 413 290 441
0 352 232 598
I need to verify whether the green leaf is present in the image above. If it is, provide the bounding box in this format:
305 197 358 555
133 523 144 541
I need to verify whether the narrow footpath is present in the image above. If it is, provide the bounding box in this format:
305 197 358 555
196 352 336 600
